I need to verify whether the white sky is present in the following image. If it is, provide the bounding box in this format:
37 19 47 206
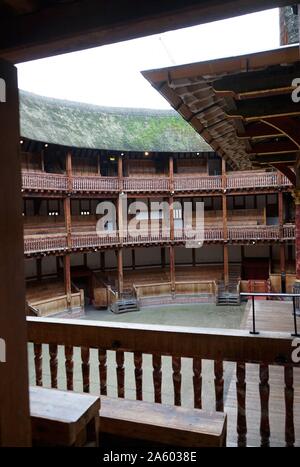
17 8 280 109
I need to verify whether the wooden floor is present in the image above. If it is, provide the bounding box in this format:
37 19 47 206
225 300 300 447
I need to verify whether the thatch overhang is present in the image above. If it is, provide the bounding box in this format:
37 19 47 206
19 90 211 154
142 45 300 174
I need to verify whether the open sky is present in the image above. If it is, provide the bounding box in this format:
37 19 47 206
17 8 280 109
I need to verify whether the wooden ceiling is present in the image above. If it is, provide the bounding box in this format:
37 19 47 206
0 1 294 63
143 45 300 176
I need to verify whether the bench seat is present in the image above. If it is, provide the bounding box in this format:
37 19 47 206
100 396 227 447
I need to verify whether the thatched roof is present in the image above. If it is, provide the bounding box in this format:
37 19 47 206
19 90 211 153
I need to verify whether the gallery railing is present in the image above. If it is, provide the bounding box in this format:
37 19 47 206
27 316 299 447
23 224 295 254
21 170 292 194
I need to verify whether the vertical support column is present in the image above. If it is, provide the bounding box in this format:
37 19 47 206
97 153 101 175
0 59 31 445
169 154 174 194
117 247 123 297
118 154 123 192
278 191 286 292
100 251 105 272
37 257 42 282
131 248 136 270
65 150 72 249
161 247 166 269
64 254 72 309
222 159 229 287
169 245 176 296
293 157 300 313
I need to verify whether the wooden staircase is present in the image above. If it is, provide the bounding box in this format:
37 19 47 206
111 288 140 314
216 265 241 306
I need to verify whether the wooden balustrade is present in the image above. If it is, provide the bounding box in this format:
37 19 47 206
23 224 295 255
71 232 119 249
24 235 67 254
27 317 299 447
72 176 119 192
174 176 222 191
123 178 170 192
22 171 68 192
21 170 293 195
228 226 280 241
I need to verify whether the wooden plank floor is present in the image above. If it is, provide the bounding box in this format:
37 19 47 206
225 300 300 447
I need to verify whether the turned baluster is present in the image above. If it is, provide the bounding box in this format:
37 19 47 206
98 349 107 396
81 347 90 393
65 345 74 391
49 343 58 389
172 356 182 406
134 351 143 401
236 362 247 447
116 350 125 398
152 354 162 403
259 364 270 447
34 343 43 387
193 357 202 409
284 365 295 447
214 360 224 412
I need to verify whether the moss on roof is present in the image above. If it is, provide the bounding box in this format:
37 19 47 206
19 90 211 153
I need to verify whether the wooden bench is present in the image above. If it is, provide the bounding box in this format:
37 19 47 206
100 396 227 447
30 386 100 446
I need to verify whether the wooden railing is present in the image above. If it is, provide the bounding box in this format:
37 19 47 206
21 170 293 194
174 175 222 191
23 224 295 254
27 317 299 447
24 235 67 254
228 226 281 241
22 171 68 192
123 177 169 192
72 176 119 192
226 172 278 190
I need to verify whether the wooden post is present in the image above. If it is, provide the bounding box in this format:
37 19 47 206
169 245 176 295
222 159 229 287
100 251 105 272
97 153 101 175
131 248 136 270
37 257 42 282
169 196 174 241
192 248 196 267
64 254 72 309
278 191 286 292
161 247 166 269
64 196 72 248
118 154 123 191
169 155 174 193
118 248 123 297
0 59 31 446
66 150 72 191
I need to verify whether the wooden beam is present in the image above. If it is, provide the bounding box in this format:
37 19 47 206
239 122 282 139
0 1 293 63
0 59 31 446
253 153 297 164
228 94 300 120
213 63 300 94
250 140 298 155
272 164 296 186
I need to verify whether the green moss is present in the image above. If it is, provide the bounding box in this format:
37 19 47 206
19 90 211 153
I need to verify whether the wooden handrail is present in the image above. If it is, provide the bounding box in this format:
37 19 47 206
27 317 297 364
